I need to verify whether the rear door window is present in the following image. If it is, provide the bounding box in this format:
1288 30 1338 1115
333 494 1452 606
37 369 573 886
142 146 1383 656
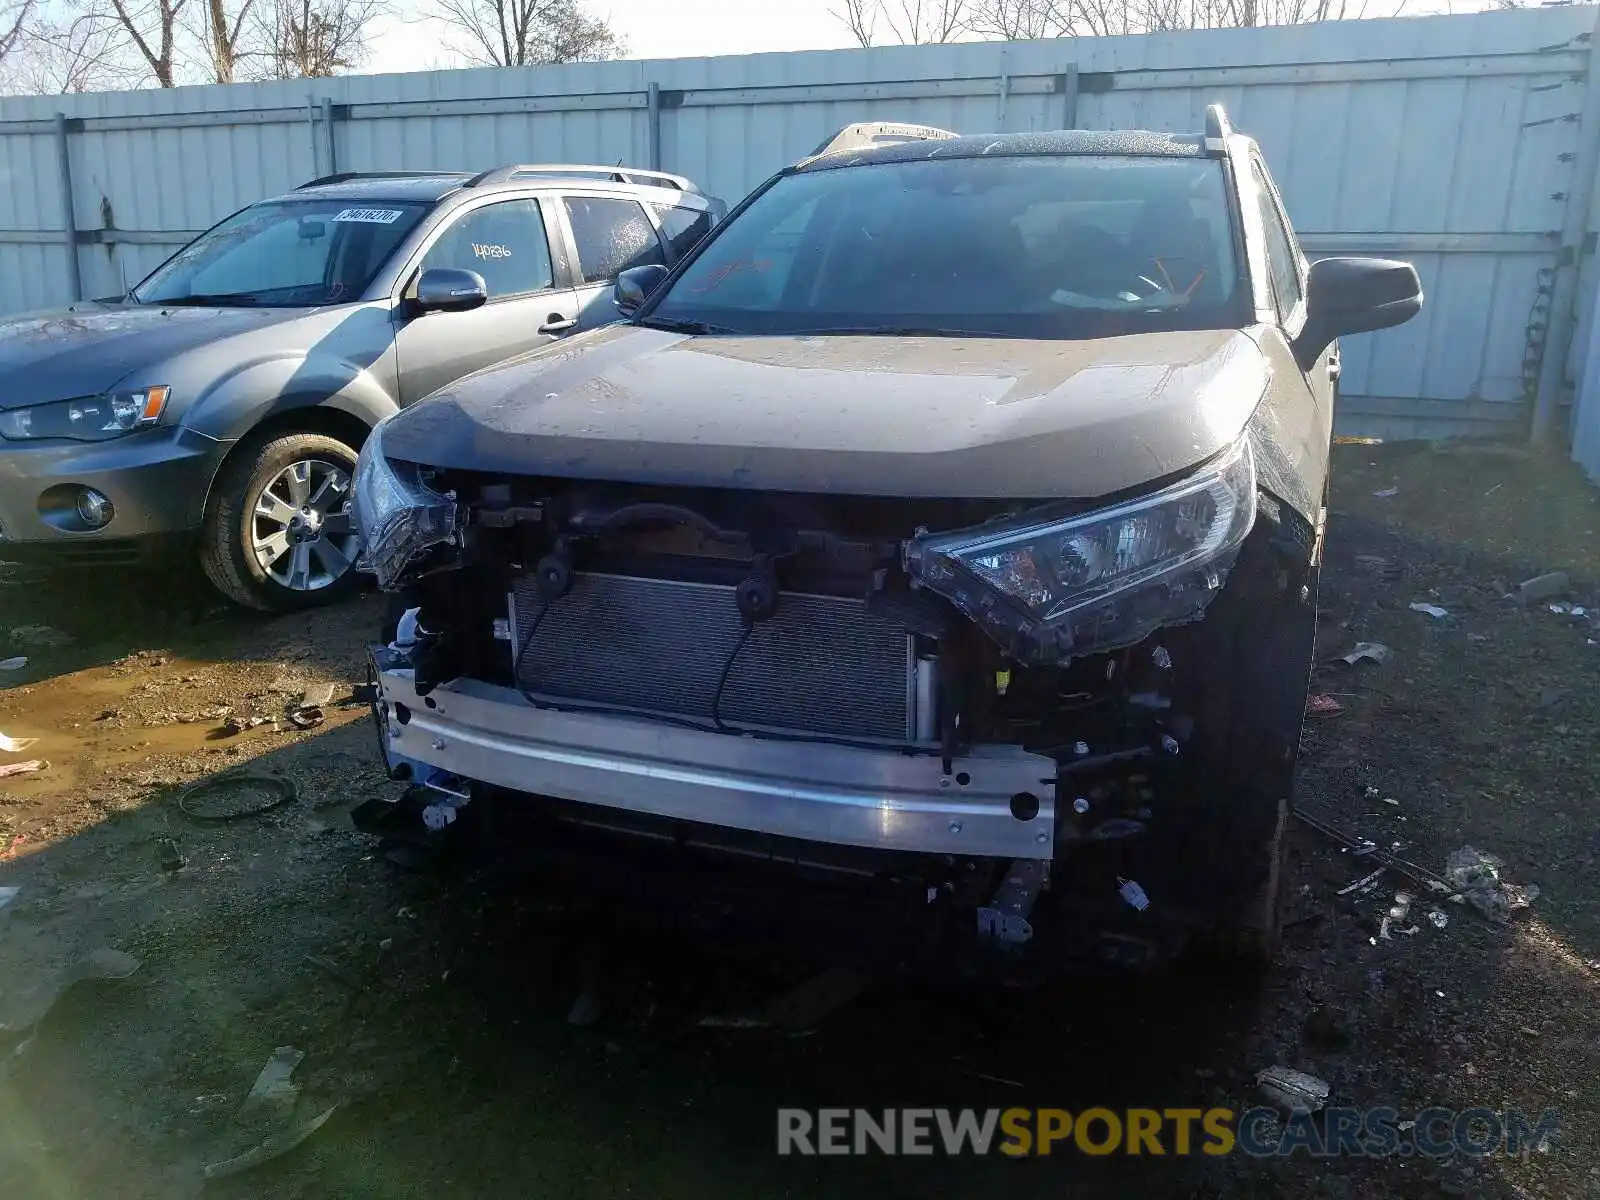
650 203 714 262
563 196 665 282
420 199 554 299
1251 159 1304 321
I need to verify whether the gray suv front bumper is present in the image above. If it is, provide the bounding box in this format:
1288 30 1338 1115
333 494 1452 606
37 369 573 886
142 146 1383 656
0 427 227 562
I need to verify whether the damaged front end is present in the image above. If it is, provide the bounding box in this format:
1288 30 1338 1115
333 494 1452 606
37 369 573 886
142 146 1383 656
353 427 1313 972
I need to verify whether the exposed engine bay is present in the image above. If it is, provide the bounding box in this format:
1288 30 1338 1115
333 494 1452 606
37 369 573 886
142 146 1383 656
364 462 1314 968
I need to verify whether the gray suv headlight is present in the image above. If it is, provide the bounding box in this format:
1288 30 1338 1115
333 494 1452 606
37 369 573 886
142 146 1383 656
0 386 170 441
351 418 459 589
906 436 1256 664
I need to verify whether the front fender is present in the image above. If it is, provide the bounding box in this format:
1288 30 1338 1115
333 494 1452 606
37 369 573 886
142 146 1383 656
182 354 400 444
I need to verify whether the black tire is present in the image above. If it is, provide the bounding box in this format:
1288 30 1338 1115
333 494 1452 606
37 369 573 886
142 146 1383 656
1185 528 1320 967
200 431 363 612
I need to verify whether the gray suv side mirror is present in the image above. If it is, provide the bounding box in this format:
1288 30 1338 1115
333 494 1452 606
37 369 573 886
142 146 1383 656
415 267 489 314
614 264 670 316
1293 257 1422 369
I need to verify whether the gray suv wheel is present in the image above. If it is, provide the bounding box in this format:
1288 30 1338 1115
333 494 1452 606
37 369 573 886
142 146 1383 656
201 431 362 612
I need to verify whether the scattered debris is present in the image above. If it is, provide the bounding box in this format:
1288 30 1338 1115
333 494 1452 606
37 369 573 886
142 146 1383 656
1336 867 1386 897
1257 1065 1330 1112
1427 910 1449 930
201 1106 337 1181
1444 846 1539 922
1372 486 1399 498
1549 603 1571 615
0 760 45 779
1307 694 1345 716
1335 641 1392 666
1573 605 1588 617
177 770 296 821
1380 797 1399 806
1 834 28 860
0 732 39 753
238 1046 304 1126
1409 602 1450 619
1514 571 1569 605
0 657 26 672
1117 876 1151 911
154 837 188 872
299 684 337 709
287 707 326 731
1151 646 1172 670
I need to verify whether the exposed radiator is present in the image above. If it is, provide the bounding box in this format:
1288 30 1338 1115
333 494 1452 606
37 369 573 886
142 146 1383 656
511 572 913 742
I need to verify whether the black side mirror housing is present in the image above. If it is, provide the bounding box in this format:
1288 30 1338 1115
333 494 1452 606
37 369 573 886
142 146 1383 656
414 267 488 314
1294 257 1423 369
614 263 670 315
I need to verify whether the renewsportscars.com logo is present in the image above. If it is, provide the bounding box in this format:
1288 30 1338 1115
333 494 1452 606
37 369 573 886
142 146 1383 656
776 1107 1560 1158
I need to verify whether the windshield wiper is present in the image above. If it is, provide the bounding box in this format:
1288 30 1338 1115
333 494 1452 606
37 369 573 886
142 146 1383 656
636 316 735 335
789 325 1005 338
150 292 263 307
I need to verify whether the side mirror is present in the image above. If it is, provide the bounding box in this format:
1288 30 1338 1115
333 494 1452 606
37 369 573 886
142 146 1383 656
614 263 670 315
1294 257 1423 368
414 267 488 314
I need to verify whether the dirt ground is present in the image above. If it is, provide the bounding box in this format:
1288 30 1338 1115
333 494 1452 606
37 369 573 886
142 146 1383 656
0 440 1597 1200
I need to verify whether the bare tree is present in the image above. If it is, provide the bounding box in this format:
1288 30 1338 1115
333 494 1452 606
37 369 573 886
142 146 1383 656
1 0 37 65
1 4 145 92
195 0 254 81
828 0 967 45
964 0 1071 38
429 0 617 67
103 0 188 84
261 0 378 76
834 0 876 46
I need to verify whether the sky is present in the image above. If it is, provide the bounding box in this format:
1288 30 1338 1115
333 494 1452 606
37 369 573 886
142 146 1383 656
363 0 864 76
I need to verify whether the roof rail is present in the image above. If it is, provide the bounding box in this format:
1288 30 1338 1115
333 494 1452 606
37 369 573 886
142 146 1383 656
808 122 959 159
1203 104 1234 156
463 163 701 193
295 170 466 190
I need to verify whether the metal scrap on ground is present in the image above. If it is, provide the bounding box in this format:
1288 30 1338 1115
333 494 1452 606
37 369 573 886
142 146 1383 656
1444 846 1540 922
0 732 39 753
1334 641 1392 666
1257 1065 1331 1112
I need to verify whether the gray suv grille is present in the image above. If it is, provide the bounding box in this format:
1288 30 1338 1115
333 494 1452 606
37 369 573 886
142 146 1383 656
511 572 911 742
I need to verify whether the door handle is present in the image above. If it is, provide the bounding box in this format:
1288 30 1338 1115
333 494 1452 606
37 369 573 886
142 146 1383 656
1327 350 1341 382
539 314 577 334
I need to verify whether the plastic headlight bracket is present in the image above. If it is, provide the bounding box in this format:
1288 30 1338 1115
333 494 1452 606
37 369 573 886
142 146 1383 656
906 437 1257 665
352 425 459 590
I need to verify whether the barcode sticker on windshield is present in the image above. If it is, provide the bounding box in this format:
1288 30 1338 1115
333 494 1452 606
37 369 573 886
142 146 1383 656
332 207 404 224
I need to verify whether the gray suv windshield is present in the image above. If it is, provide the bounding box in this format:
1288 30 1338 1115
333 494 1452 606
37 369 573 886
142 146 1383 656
647 155 1241 338
132 198 429 307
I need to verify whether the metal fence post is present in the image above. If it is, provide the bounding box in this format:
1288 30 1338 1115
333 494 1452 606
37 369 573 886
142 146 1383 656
1059 65 1080 130
321 97 337 175
53 113 83 303
647 82 662 170
1532 5 1600 445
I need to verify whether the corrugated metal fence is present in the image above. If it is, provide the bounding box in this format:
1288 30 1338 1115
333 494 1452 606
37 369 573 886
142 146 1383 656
2 6 1599 441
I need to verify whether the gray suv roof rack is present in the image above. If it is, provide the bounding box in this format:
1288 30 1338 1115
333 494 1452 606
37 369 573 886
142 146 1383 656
463 163 702 193
295 170 466 189
808 122 959 159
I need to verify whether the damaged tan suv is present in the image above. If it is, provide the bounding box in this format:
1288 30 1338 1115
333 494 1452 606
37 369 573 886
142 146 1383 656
351 109 1423 973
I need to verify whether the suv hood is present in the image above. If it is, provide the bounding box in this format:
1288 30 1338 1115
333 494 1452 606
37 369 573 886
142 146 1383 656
0 302 309 408
382 325 1269 499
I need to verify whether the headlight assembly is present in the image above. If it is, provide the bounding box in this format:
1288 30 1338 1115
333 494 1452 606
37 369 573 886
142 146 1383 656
351 417 459 589
906 436 1256 664
0 386 169 441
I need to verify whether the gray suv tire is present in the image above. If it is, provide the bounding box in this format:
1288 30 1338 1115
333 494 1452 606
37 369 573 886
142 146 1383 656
201 430 362 612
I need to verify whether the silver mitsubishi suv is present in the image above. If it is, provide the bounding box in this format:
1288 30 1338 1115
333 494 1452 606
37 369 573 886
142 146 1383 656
0 163 722 610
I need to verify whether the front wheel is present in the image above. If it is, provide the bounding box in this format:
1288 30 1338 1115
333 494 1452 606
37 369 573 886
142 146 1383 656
200 431 363 612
